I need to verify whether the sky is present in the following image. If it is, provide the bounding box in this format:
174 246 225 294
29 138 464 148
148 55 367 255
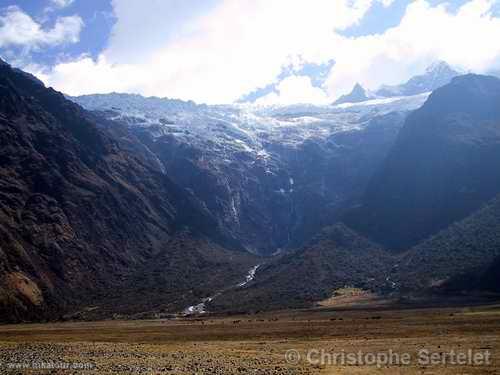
1 0 500 105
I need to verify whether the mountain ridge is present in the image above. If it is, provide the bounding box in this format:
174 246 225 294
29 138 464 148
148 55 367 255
376 61 460 98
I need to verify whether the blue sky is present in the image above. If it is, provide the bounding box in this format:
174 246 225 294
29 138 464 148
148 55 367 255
0 0 113 65
1 0 500 104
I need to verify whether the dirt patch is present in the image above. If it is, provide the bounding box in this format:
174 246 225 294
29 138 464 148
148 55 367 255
317 287 390 308
5 272 43 306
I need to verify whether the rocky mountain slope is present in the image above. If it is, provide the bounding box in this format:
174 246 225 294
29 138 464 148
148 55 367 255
71 90 428 255
0 59 253 322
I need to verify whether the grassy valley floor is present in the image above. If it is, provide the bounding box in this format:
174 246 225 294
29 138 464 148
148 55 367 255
0 304 499 374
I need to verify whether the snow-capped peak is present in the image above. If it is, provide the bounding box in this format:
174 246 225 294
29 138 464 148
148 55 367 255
333 83 377 105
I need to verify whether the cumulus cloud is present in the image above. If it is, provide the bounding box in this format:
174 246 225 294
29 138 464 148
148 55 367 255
50 0 75 9
255 75 330 105
38 55 147 94
36 0 376 103
104 0 219 64
380 0 395 7
0 6 83 49
29 0 500 104
324 0 500 98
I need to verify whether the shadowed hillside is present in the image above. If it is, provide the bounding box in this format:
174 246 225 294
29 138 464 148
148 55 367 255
0 59 249 322
346 74 500 250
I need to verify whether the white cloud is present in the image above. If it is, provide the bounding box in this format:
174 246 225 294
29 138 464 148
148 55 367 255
0 6 83 49
104 0 218 64
255 75 330 105
380 0 395 7
31 0 500 104
35 55 148 94
50 0 75 9
37 0 377 103
324 0 500 98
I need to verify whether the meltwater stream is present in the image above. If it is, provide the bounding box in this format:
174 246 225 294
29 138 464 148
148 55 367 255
183 264 260 315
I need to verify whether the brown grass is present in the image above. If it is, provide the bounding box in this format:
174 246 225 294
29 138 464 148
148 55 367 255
0 304 499 374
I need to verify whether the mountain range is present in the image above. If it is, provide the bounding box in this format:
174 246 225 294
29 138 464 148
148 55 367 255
1 58 499 322
376 61 460 97
334 61 460 106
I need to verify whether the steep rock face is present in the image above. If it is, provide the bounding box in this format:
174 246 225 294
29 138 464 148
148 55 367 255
346 74 500 250
0 60 239 322
73 93 413 255
131 129 294 254
277 111 408 249
125 112 407 254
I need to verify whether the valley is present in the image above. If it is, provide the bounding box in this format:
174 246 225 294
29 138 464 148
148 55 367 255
1 2 500 374
1 57 500 324
1 304 499 374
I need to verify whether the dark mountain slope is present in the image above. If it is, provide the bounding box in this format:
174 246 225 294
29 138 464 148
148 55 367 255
346 74 500 250
0 60 247 322
210 192 500 312
65 233 256 320
476 256 500 292
393 193 500 291
210 224 393 312
211 192 500 312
